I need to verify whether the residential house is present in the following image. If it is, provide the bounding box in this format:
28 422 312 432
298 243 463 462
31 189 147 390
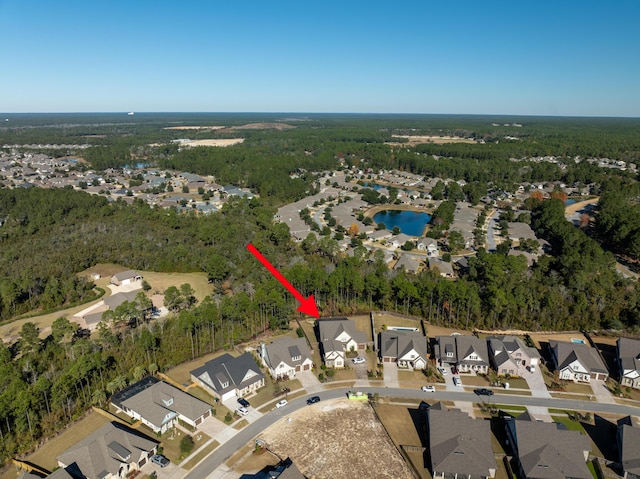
388 233 415 249
434 335 490 374
110 377 212 434
367 229 392 242
393 254 422 273
57 422 158 479
110 270 142 286
427 402 497 479
617 416 640 479
548 340 609 382
505 412 591 479
488 336 540 376
260 337 313 379
191 352 265 402
416 237 439 256
617 337 640 390
428 257 454 278
317 318 368 368
379 330 428 370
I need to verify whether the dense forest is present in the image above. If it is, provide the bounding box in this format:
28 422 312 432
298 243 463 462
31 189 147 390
2 113 640 465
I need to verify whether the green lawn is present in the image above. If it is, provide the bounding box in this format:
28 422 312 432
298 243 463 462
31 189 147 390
551 416 586 433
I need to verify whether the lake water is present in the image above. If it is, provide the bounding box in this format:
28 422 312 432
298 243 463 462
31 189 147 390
372 210 432 236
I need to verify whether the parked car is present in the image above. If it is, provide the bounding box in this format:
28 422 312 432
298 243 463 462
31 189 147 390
236 406 249 416
307 396 321 405
453 377 462 387
528 365 536 373
237 397 250 408
421 385 436 392
151 455 170 468
352 357 366 364
276 399 288 408
474 388 494 396
437 367 448 376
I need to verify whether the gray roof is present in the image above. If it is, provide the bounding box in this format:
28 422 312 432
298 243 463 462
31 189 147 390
394 254 422 273
379 330 427 361
618 337 640 374
191 352 264 396
57 422 157 479
488 338 517 369
264 337 312 369
509 415 591 479
549 340 608 375
112 270 139 282
434 336 458 364
618 417 640 477
111 377 211 428
455 335 490 367
429 257 454 276
317 318 368 346
104 291 140 310
428 402 497 477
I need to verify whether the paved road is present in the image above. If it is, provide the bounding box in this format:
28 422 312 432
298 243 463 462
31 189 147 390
186 386 640 479
485 210 499 251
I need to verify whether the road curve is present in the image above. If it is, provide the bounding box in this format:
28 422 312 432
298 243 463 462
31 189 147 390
186 387 640 479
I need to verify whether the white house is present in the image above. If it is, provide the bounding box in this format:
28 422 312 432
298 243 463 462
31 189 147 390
549 340 609 382
260 337 313 379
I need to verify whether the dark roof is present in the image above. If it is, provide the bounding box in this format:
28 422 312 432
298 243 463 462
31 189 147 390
549 340 608 375
428 403 496 477
618 337 640 374
317 318 368 345
191 352 264 395
379 330 427 361
263 337 312 369
618 417 640 477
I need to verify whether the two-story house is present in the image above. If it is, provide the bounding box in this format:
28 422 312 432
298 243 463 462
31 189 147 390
260 337 313 379
548 340 609 382
379 329 428 370
617 416 640 479
317 318 368 368
488 336 540 376
617 337 640 390
435 335 490 374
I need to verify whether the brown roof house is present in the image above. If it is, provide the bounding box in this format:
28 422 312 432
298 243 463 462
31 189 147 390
617 416 640 479
427 402 497 479
617 337 640 390
317 318 368 368
57 422 158 479
548 340 609 382
259 337 313 379
110 377 212 434
191 352 265 402
505 412 591 479
379 329 428 370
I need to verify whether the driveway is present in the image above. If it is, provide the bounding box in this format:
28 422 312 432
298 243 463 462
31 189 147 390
140 457 180 479
352 356 370 386
382 362 399 388
519 365 551 398
296 369 325 394
591 379 615 404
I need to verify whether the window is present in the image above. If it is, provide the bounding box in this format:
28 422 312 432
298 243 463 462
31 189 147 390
291 355 301 361
446 351 453 357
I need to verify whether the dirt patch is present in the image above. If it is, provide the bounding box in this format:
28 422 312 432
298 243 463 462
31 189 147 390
177 139 244 147
564 197 599 216
425 324 472 337
260 399 413 479
528 332 588 349
386 135 477 146
163 126 226 130
229 123 295 130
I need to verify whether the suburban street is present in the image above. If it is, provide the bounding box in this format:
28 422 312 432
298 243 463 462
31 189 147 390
187 387 640 479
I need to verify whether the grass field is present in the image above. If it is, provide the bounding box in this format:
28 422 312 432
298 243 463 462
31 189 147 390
182 441 220 470
20 411 112 471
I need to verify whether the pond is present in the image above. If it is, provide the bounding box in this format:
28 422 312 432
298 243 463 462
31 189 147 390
372 210 432 236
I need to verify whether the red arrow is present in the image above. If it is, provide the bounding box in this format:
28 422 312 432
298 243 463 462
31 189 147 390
246 243 320 318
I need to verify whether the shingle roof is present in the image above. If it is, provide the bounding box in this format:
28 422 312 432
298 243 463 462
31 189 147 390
317 318 367 346
112 270 138 282
455 335 489 366
510 417 591 479
618 417 640 477
264 337 312 369
549 340 608 375
57 422 157 479
618 337 640 374
379 330 427 361
428 403 496 477
191 352 264 396
111 377 211 429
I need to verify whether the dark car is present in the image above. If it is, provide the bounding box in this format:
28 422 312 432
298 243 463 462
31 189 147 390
306 396 321 405
237 397 250 408
474 388 494 396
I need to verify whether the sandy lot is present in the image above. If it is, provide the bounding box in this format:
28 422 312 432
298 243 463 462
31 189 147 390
564 197 599 216
229 123 295 130
177 138 244 147
386 135 477 146
259 399 413 479
163 126 227 130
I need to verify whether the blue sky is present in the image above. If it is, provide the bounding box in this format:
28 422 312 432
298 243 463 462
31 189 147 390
0 0 638 116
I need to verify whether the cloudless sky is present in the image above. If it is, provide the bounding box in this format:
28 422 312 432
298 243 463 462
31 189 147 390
0 0 638 116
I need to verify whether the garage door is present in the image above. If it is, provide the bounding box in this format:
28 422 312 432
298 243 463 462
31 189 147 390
139 458 146 467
